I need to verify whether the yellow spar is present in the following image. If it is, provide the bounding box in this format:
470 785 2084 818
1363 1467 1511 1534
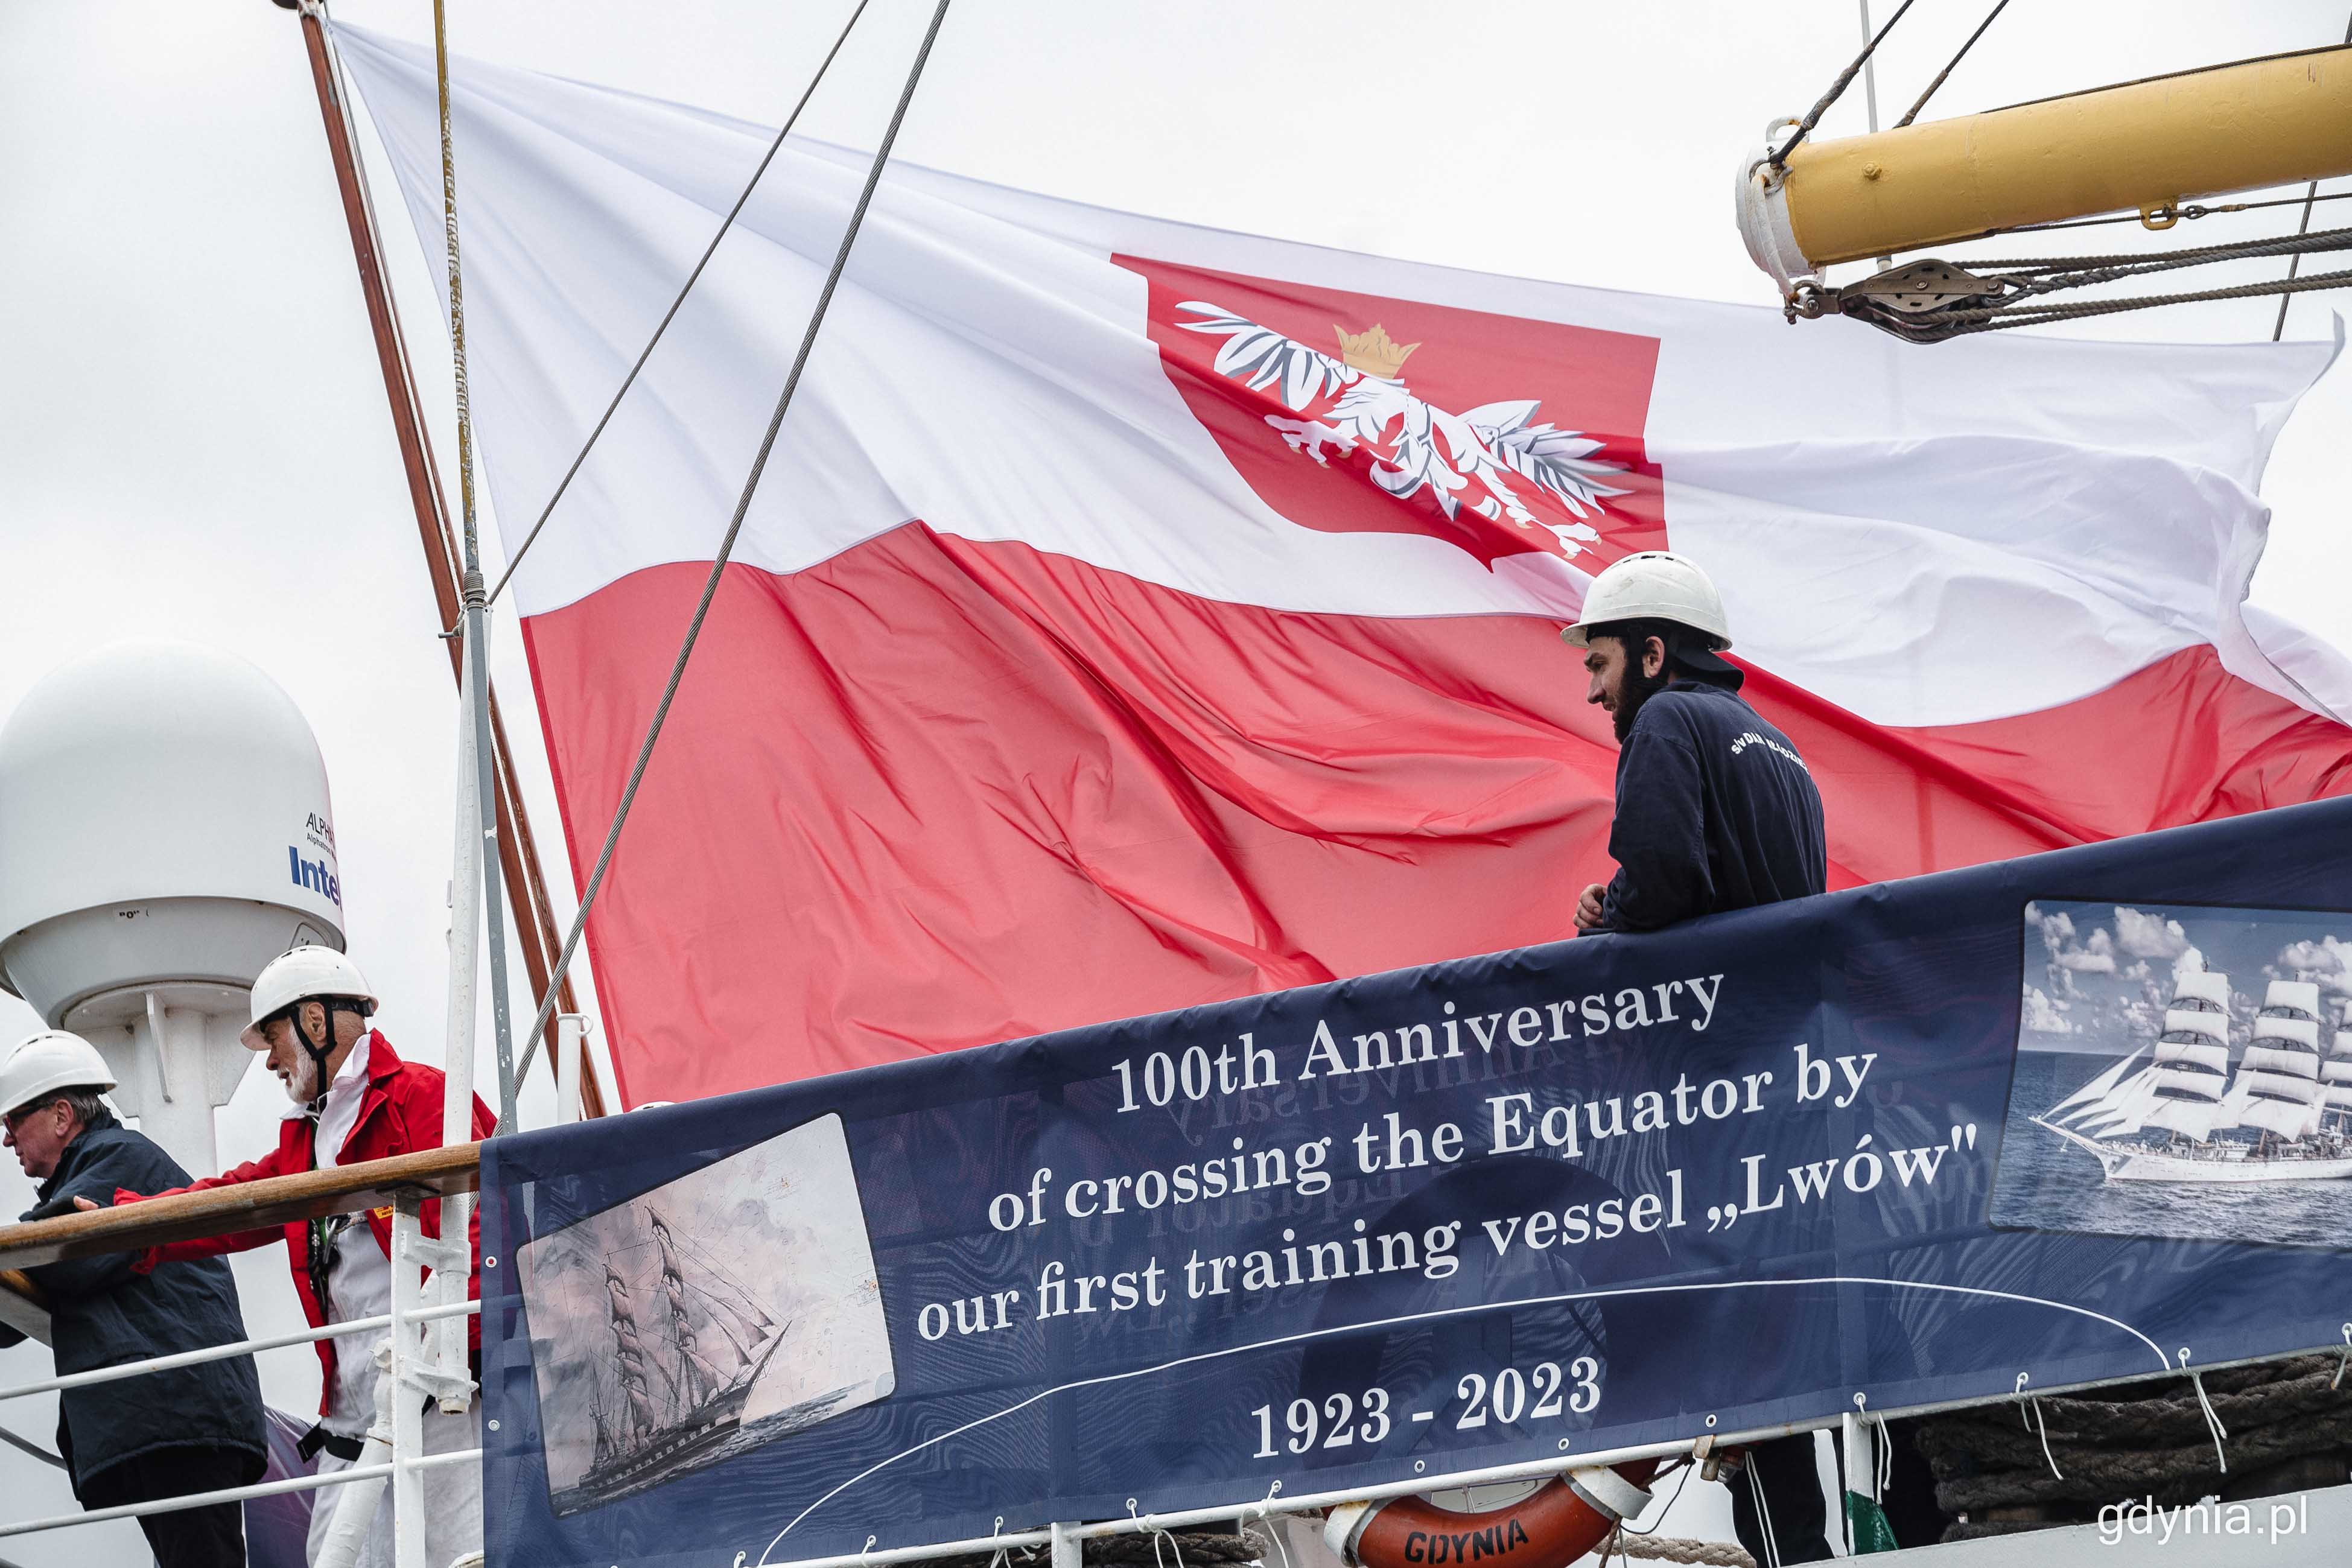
1738 45 2352 291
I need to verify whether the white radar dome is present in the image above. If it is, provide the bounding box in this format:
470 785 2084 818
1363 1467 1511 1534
0 641 346 1159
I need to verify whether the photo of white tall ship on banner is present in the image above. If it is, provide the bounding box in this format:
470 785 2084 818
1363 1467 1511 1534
2035 973 2352 1184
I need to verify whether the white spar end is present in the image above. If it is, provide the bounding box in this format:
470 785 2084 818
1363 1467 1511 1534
1734 119 1819 302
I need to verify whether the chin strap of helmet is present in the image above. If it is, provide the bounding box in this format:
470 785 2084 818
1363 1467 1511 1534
290 997 373 1115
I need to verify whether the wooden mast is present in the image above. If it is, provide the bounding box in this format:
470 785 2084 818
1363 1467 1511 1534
290 4 606 1117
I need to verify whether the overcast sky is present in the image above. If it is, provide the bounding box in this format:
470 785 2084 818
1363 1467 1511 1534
2023 900 2352 1053
2 1 2348 1557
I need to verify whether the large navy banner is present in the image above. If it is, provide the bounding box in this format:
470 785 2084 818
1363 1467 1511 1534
480 799 2352 1567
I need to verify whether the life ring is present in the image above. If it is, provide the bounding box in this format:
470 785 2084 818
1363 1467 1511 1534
1323 1463 1658 1568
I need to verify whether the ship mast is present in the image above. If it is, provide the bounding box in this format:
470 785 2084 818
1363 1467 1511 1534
649 1211 735 1406
604 1261 661 1442
2325 1003 2352 1134
2231 980 2327 1149
591 1388 616 1468
2142 970 2234 1143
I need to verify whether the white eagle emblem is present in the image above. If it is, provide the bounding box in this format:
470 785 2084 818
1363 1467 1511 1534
1175 302 1630 559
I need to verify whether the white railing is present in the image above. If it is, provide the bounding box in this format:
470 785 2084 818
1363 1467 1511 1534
0 1180 483 1568
0 1298 476 1403
0 1445 479 1543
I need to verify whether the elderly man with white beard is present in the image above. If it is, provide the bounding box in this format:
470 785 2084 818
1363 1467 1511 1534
103 946 495 1568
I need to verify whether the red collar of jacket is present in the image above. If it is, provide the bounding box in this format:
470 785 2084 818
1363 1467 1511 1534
285 1029 405 1166
361 1028 405 1084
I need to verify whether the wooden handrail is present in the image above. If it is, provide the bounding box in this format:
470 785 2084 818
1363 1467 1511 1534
0 1143 482 1273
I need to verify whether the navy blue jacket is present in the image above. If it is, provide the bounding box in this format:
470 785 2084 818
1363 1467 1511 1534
1598 678 1826 932
0 1110 267 1496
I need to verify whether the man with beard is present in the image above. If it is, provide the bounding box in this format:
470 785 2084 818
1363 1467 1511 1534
1562 550 1836 1561
104 946 494 1568
1565 550 1825 936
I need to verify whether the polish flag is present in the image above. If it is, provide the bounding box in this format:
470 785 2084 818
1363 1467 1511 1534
340 28 2351 1105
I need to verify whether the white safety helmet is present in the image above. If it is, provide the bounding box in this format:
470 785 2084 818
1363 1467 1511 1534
1 1030 115 1120
1560 550 1733 652
241 944 377 1053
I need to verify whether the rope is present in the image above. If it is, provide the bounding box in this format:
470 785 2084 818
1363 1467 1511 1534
2187 1370 2227 1475
1959 220 2352 278
1601 1533 1753 1568
1767 0 1919 168
1742 1460 1781 1568
2275 9 2352 339
504 0 958 1114
477 0 877 616
1894 0 2010 127
433 0 521 1120
2029 1395 2062 1481
1933 264 2352 337
1245 1500 1291 1568
1616 1454 1695 1540
431 0 483 582
1831 223 2352 340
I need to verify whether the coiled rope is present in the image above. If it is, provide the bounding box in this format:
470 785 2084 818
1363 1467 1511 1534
1913 1354 2352 1541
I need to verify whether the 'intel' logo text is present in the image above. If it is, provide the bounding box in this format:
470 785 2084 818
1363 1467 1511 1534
288 847 342 907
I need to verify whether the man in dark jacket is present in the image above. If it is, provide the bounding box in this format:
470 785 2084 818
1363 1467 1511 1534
0 1029 266 1568
1568 552 1826 936
1562 551 1836 1561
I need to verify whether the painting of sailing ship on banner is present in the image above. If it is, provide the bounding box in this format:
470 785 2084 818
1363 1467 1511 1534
1990 900 2352 1249
518 1111 895 1514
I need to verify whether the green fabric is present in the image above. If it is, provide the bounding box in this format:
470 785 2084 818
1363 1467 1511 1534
1845 1491 1900 1554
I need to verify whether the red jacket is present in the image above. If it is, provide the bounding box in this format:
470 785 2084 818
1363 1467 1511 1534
125 1031 495 1414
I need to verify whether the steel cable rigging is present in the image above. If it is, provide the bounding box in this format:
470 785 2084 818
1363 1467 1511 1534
1894 0 2009 127
1813 223 2352 340
1767 0 1920 168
